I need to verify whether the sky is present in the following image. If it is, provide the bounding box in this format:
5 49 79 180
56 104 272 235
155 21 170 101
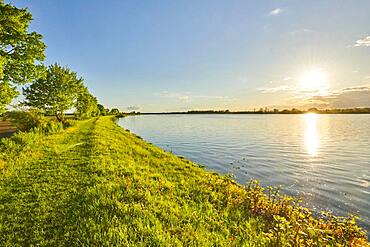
10 0 370 112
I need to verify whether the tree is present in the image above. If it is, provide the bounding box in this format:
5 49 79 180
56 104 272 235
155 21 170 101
75 87 98 118
23 63 84 122
0 81 17 115
0 1 46 114
97 104 108 116
110 108 120 115
307 108 319 113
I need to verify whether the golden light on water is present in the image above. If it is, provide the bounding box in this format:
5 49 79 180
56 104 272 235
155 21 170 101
304 113 319 156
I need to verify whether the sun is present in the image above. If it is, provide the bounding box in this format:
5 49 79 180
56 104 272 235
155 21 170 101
300 68 329 92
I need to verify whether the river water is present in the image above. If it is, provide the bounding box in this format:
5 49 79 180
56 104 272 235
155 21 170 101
118 114 370 234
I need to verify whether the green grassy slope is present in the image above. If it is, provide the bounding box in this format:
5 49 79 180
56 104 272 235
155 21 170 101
0 117 368 246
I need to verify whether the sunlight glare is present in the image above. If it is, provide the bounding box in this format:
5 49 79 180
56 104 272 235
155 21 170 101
304 113 319 156
300 69 329 93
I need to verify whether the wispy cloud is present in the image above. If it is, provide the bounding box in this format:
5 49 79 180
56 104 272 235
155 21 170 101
340 86 370 92
258 84 331 100
302 86 370 108
158 91 227 101
269 8 283 16
354 36 370 47
267 85 370 109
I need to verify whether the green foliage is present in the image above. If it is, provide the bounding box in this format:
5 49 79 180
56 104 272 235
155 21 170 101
110 108 120 115
0 55 5 79
0 81 18 114
0 117 367 246
4 109 45 131
0 0 46 113
23 63 84 122
0 117 69 172
96 106 121 116
242 180 368 246
116 112 127 118
3 109 69 136
97 103 109 116
75 87 98 119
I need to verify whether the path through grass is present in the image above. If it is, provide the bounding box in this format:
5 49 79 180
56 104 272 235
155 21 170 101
0 118 268 246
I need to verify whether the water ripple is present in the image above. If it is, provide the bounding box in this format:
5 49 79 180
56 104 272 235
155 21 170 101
119 114 370 235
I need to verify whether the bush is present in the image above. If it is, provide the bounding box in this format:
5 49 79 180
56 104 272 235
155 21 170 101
5 110 46 131
5 110 74 134
41 121 64 134
0 113 74 171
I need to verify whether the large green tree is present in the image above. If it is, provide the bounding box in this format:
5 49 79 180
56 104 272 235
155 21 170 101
23 63 84 122
0 0 46 114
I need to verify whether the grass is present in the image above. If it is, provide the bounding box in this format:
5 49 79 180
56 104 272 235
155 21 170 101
0 117 368 246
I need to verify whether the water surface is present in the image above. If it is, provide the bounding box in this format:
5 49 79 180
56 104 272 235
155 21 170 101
118 114 370 233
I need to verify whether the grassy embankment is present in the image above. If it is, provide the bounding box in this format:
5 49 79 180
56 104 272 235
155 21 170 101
0 117 368 246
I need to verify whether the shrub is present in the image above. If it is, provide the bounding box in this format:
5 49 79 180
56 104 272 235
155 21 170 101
0 114 74 172
41 121 64 134
5 110 46 132
240 180 368 246
5 110 75 134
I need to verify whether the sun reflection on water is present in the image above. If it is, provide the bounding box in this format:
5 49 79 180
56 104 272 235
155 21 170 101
304 113 319 156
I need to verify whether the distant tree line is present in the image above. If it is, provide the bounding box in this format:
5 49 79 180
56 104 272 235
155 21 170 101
0 1 124 122
142 107 370 115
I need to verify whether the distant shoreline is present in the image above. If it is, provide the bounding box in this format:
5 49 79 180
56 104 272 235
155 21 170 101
122 107 370 115
139 111 370 115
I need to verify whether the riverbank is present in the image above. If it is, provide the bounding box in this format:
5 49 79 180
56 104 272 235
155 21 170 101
0 117 368 246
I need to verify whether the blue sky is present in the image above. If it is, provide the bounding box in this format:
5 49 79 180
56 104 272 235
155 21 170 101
11 0 370 111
